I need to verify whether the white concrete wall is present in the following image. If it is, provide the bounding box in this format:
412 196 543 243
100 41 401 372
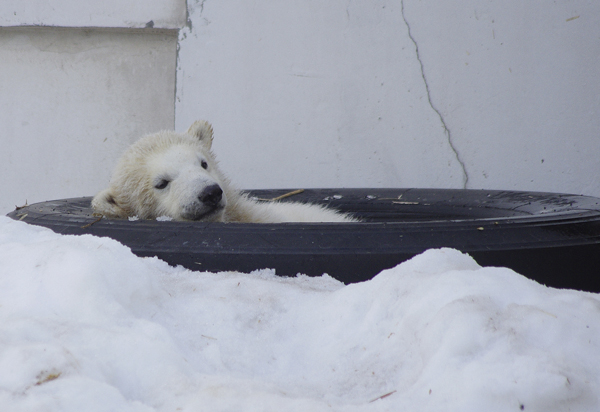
1 0 186 29
0 28 179 214
176 0 600 197
0 1 185 214
1 0 599 214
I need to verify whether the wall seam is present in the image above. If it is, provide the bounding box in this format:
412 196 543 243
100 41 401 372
400 0 469 189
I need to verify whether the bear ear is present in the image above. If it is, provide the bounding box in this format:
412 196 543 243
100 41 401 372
187 120 214 150
91 188 127 218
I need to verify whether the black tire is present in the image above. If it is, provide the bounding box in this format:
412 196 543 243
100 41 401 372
7 189 600 292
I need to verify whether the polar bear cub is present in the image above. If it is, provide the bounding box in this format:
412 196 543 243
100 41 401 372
92 121 356 223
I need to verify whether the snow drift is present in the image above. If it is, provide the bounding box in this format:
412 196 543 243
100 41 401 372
0 216 598 411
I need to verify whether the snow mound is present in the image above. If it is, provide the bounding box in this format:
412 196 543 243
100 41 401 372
0 216 598 411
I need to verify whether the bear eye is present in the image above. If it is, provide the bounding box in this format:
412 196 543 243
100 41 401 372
201 160 208 170
154 179 170 190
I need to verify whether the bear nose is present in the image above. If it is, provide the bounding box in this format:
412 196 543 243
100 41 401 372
198 184 223 206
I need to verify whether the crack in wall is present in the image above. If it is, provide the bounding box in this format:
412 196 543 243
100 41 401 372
175 0 198 129
400 0 469 188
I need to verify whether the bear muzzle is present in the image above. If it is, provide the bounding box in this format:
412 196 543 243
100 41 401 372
181 184 226 221
198 184 223 207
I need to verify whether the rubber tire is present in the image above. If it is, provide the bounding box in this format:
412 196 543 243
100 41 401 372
7 189 600 292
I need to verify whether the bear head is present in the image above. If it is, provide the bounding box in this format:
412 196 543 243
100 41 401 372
92 120 230 221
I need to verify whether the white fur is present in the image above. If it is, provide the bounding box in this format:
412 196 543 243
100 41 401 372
92 120 356 223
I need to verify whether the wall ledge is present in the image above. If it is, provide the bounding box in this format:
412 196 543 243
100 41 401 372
0 0 187 30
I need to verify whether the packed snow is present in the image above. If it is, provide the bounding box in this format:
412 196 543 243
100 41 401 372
0 215 599 411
